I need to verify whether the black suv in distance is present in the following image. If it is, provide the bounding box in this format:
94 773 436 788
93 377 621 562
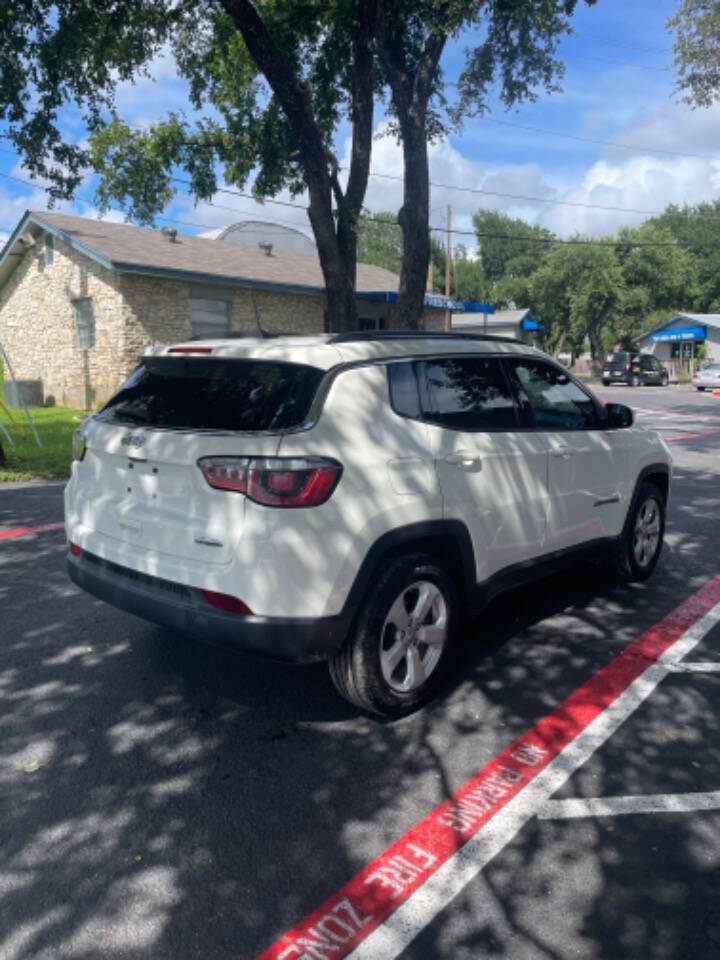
602 352 669 387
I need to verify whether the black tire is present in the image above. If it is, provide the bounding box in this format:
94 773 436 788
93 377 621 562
630 374 640 387
697 387 706 392
602 379 610 386
609 481 665 582
329 553 458 717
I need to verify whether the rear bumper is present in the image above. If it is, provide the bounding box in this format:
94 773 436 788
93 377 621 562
67 549 351 663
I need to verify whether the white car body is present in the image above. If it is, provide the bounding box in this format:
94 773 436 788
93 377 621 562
65 333 672 684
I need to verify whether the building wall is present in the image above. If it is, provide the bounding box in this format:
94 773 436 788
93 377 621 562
1 235 439 409
0 233 127 408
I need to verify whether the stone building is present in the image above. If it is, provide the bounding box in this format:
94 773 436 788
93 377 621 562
0 210 447 408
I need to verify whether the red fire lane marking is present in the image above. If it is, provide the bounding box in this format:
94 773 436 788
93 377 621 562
0 521 65 542
666 427 720 443
257 575 720 960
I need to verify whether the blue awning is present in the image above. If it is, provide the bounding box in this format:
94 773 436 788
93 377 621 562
521 318 542 331
650 325 706 342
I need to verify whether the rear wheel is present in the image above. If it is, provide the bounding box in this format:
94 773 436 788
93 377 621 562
602 379 610 386
609 482 665 582
329 553 457 717
630 374 640 387
697 387 706 392
661 373 669 386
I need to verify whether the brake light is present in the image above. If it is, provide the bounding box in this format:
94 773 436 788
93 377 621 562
693 371 699 379
625 361 631 372
198 456 342 507
69 542 81 556
202 590 253 615
168 346 213 355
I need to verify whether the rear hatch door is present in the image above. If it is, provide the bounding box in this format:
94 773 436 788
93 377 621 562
74 355 325 564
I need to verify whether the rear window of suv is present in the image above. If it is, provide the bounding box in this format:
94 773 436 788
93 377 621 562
96 357 325 432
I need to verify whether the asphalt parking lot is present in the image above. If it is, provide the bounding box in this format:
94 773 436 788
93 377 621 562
2 384 720 960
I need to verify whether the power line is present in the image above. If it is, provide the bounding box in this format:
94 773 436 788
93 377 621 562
481 116 717 161
3 168 712 249
568 30 673 56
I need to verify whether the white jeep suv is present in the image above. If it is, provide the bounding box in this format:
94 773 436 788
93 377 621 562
65 332 671 716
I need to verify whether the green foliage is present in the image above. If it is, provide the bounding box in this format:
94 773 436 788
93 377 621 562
474 210 555 286
669 0 720 108
694 341 709 370
650 201 720 312
356 211 403 274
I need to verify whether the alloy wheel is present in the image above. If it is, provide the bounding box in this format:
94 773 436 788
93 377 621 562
379 580 448 693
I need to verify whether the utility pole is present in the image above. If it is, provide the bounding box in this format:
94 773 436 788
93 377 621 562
444 204 451 332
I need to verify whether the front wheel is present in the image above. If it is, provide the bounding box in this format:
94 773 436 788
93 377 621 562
630 374 640 387
609 482 665 582
329 553 458 717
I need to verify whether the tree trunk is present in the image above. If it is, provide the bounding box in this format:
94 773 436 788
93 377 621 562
395 121 430 330
221 0 372 333
375 11 446 330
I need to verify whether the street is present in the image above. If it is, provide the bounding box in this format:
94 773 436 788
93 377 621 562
2 383 720 960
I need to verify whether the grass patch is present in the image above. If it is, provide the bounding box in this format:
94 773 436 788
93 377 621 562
0 406 87 482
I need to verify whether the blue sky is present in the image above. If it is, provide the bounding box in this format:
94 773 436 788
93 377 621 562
2 0 718 250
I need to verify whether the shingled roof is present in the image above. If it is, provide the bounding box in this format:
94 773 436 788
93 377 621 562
0 210 402 296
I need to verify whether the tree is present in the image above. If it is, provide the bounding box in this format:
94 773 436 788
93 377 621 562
651 202 720 313
1 1 595 332
523 241 625 362
375 0 595 327
1 0 377 331
669 0 720 107
473 210 556 288
356 211 403 274
614 222 695 341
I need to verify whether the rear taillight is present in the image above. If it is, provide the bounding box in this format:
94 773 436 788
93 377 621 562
625 361 631 372
693 371 699 379
72 430 86 462
202 590 253 615
69 542 81 556
168 346 213 355
198 456 342 507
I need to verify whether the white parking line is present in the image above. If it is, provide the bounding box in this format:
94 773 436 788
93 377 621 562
256 578 720 960
538 791 720 820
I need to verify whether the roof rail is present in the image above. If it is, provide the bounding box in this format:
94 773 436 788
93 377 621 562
328 330 521 345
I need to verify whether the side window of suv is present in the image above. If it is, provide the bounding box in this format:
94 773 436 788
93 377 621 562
419 356 518 430
508 359 600 430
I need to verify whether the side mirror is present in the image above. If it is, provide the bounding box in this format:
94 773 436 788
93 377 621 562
605 402 634 429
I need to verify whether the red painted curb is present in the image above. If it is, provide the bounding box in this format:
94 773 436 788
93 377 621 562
0 521 65 542
257 575 720 960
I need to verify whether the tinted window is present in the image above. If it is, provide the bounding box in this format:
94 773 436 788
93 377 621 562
388 362 421 418
509 359 599 430
96 358 324 432
605 352 628 364
420 357 517 430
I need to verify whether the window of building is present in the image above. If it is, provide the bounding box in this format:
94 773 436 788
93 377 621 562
45 233 54 265
190 297 230 338
74 298 95 349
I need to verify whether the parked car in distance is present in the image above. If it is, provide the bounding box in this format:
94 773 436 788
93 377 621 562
693 363 720 391
66 332 672 717
602 352 669 387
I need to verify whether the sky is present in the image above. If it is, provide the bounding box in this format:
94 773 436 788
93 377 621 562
1 0 718 253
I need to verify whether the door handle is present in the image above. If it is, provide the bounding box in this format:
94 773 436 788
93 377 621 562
445 451 480 466
550 446 574 459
